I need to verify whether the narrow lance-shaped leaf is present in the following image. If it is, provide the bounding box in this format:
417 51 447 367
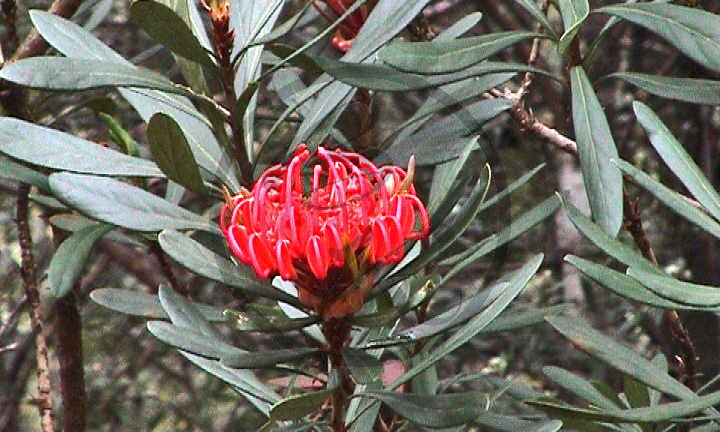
147 113 206 194
0 118 163 178
596 2 720 73
48 173 219 233
268 370 340 421
378 30 542 75
362 390 490 428
614 159 720 240
512 0 558 38
49 224 112 297
0 157 49 191
570 66 623 236
556 0 589 53
90 288 225 321
633 101 720 221
628 267 720 308
609 73 720 106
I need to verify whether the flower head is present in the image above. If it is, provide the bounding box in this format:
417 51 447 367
313 0 377 52
220 144 429 317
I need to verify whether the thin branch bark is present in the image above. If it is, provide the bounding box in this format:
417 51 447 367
55 292 87 432
16 183 55 432
9 0 84 62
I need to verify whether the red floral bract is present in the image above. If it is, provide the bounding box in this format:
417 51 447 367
312 0 377 52
220 144 429 317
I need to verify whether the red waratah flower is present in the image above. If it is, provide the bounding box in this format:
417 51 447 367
312 0 377 52
220 144 429 318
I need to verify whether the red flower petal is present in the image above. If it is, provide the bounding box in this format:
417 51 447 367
306 235 330 280
276 240 297 280
247 234 275 279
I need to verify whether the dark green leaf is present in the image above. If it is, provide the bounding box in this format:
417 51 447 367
224 309 315 332
596 2 720 73
29 11 239 191
628 268 720 308
0 157 49 191
546 315 698 400
97 113 140 157
623 375 651 409
482 304 572 333
342 348 383 385
633 101 720 221
610 73 720 106
49 224 112 297
442 195 560 281
147 113 206 194
566 255 718 311
544 366 621 409
0 118 163 177
48 173 218 233
90 288 225 321
389 255 542 389
615 159 720 240
269 370 340 421
157 229 301 306
529 388 720 423
557 0 589 53
378 31 541 75
570 66 623 237
363 390 490 428
435 12 483 41
147 320 241 358
512 0 558 38
560 197 658 274
158 284 224 338
385 99 513 166
130 0 214 66
221 348 318 369
0 57 181 94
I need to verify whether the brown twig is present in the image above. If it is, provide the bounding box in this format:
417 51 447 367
55 292 87 432
1 0 19 51
149 242 187 296
322 319 352 432
9 0 85 62
16 184 55 432
0 294 26 341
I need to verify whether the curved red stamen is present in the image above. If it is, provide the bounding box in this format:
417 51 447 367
306 235 330 280
276 240 297 280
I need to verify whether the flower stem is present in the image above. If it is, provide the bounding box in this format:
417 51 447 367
322 318 353 432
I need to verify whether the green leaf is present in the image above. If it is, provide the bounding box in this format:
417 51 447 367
29 11 239 191
318 59 549 92
609 73 720 106
97 113 140 157
566 255 718 311
596 2 720 73
479 164 546 212
378 31 541 75
560 197 658 274
290 0 433 147
528 388 720 423
556 0 589 53
49 213 139 246
90 288 224 321
221 348 318 369
0 157 49 191
628 268 720 308
633 101 720 221
0 118 163 177
397 282 509 341
546 315 698 400
48 173 218 233
379 165 491 290
386 98 513 166
512 0 558 38
224 309 315 333
49 224 112 297
389 255 542 389
428 136 478 215
570 66 623 236
362 390 490 428
441 195 560 281
623 375 651 409
181 352 279 415
544 366 621 409
615 159 720 240
130 0 214 66
147 320 240 358
482 304 572 333
157 230 301 306
158 284 225 339
435 12 483 41
147 113 206 194
342 348 383 385
269 370 340 421
0 57 182 94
